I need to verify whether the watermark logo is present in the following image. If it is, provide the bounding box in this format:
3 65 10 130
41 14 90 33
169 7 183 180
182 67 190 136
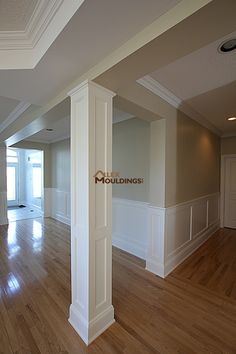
93 170 144 184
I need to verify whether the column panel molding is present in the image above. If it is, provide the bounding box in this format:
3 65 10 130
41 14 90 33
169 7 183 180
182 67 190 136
68 80 115 345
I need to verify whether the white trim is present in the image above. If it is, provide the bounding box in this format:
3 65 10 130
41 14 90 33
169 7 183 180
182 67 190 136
112 198 148 259
69 304 115 345
0 0 63 48
220 154 236 228
137 76 181 109
52 213 70 226
112 196 149 208
69 80 114 345
50 188 71 224
112 232 146 260
0 102 31 133
166 192 219 211
146 193 220 278
0 0 85 69
68 79 116 98
137 75 222 136
164 222 219 276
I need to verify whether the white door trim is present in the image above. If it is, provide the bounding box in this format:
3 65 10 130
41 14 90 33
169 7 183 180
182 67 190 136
220 154 236 227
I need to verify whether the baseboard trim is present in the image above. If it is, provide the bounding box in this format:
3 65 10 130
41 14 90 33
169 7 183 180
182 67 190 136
69 304 115 345
146 260 165 278
52 213 70 226
164 222 220 277
112 232 146 260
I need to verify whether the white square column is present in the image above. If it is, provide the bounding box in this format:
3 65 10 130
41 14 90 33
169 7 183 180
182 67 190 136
68 80 115 345
0 146 8 225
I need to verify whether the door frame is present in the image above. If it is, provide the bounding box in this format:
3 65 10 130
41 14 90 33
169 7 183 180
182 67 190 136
220 154 236 227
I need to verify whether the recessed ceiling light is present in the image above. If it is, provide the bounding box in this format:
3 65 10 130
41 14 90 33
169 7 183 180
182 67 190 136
227 117 236 121
46 128 54 131
219 38 236 53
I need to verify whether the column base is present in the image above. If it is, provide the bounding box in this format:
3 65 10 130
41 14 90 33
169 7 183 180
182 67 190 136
69 304 115 345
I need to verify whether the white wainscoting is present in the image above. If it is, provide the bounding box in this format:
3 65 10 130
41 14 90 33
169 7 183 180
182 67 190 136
146 206 165 277
146 193 220 277
46 192 220 278
50 188 71 225
112 198 148 259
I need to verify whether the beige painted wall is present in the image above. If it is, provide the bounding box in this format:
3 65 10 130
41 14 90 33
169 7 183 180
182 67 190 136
51 139 70 192
149 119 166 207
12 110 220 208
12 140 52 188
221 137 236 155
112 118 150 202
165 112 220 207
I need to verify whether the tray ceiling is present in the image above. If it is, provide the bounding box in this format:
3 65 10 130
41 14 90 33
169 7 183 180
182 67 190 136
0 0 85 69
0 0 38 31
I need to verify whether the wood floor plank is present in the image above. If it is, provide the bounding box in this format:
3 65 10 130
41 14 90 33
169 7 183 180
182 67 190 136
0 218 236 353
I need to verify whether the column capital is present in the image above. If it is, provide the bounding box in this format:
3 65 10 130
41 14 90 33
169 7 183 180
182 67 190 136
68 79 116 98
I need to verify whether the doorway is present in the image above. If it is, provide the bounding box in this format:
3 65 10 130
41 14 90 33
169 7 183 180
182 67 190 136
7 147 44 222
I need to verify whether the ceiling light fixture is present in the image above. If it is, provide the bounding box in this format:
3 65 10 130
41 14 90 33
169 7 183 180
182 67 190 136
219 38 236 53
227 117 236 121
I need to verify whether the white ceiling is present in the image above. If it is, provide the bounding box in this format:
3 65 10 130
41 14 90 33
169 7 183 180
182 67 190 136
141 31 236 135
0 0 38 31
0 96 20 125
0 0 85 69
0 0 181 103
26 107 135 143
150 31 236 101
26 116 70 143
2 0 236 141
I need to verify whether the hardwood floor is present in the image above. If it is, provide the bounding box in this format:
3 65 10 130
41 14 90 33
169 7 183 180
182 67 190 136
0 218 235 353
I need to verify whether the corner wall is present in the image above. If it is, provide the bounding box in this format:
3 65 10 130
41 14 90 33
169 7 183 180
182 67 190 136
112 117 150 202
221 136 236 155
50 138 71 224
146 108 220 277
165 111 220 207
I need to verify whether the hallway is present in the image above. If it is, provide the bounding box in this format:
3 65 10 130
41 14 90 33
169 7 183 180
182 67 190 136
0 218 235 353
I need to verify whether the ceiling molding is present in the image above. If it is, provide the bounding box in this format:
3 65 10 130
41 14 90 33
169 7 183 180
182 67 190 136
0 0 85 69
25 133 70 144
0 102 31 133
0 1 63 49
137 75 222 136
221 132 236 138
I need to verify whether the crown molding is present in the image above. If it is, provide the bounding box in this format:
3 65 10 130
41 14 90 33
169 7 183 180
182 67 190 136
0 102 31 133
25 133 70 144
0 0 85 69
137 75 222 137
0 1 63 49
221 132 236 138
